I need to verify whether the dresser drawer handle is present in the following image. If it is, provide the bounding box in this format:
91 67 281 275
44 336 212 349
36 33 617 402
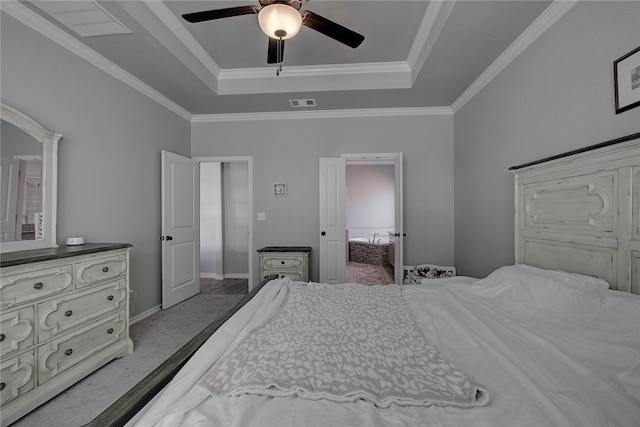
281 261 285 265
107 328 114 334
0 382 5 391
102 267 109 273
33 282 44 290
107 295 114 301
64 310 73 317
64 349 73 356
0 333 5 342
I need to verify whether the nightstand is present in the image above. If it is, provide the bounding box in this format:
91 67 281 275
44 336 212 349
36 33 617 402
257 246 311 282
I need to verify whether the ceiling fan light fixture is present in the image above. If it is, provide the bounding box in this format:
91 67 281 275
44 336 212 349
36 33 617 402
258 3 302 40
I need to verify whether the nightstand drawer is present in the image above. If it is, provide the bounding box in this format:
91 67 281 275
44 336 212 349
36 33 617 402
0 266 73 309
0 308 34 357
262 255 304 269
37 280 127 341
262 271 305 282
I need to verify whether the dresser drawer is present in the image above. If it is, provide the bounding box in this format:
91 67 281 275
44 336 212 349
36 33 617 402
37 280 127 342
0 266 73 309
0 351 35 405
262 255 304 270
75 255 127 288
0 308 34 357
38 311 127 384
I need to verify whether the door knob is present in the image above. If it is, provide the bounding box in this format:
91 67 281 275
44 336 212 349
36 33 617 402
321 231 326 236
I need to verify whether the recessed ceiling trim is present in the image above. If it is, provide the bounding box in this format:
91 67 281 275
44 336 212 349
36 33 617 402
217 62 412 95
2 0 191 121
192 107 453 123
451 0 578 113
118 1 220 94
406 0 456 84
142 1 221 78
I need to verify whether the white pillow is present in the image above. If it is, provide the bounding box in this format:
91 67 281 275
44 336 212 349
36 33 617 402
474 264 609 321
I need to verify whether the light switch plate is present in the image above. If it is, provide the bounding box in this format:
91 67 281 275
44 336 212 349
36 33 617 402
257 212 266 221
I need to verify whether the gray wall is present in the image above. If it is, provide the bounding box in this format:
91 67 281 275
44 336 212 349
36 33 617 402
454 1 640 278
192 114 454 283
1 15 191 318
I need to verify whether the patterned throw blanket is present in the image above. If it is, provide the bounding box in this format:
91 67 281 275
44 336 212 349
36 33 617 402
200 282 489 408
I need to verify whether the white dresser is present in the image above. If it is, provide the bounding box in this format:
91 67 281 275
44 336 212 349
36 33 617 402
0 243 133 425
258 247 311 282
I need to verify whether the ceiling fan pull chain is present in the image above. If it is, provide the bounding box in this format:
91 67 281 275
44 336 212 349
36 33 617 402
276 35 283 76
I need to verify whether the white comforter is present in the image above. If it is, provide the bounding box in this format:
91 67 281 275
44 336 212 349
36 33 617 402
130 265 640 427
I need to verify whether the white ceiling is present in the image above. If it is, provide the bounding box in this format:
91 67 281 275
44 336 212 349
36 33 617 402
8 0 569 118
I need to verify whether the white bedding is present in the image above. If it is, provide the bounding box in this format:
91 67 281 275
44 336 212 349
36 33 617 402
130 265 640 427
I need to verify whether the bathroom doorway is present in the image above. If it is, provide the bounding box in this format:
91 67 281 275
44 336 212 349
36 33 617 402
344 153 402 285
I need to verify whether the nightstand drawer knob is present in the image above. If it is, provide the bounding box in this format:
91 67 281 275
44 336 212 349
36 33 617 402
64 310 73 317
33 282 44 290
281 261 285 265
107 295 114 301
0 382 5 391
64 349 73 356
107 328 114 334
102 267 109 273
0 333 5 342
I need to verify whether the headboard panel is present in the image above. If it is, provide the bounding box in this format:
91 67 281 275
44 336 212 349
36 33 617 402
510 134 640 294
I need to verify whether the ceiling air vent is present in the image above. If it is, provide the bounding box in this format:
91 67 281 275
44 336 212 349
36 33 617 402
289 99 317 108
32 0 132 38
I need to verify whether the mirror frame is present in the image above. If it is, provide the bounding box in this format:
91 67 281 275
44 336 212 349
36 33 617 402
1 104 61 253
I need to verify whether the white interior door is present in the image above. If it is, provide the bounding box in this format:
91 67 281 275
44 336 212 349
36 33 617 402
161 150 200 309
319 157 346 283
394 153 404 284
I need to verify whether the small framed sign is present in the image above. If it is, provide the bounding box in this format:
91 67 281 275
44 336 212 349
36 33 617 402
614 45 640 114
273 183 287 197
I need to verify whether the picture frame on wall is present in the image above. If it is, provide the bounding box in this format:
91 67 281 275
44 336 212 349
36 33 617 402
273 183 287 197
614 45 640 114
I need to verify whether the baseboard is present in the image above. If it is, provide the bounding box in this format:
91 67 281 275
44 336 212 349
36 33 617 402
200 273 224 280
200 273 248 279
130 305 161 325
223 273 249 279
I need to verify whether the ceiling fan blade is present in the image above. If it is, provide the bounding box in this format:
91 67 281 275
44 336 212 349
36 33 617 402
182 6 259 23
300 10 364 48
267 38 285 64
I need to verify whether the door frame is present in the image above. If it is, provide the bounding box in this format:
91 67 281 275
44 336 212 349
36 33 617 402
342 152 403 284
195 156 254 291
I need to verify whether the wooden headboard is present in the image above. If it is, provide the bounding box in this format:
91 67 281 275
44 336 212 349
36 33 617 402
510 133 640 295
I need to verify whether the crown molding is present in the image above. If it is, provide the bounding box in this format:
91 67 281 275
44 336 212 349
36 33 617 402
217 62 412 95
1 0 192 121
407 0 456 84
451 0 579 113
191 107 453 123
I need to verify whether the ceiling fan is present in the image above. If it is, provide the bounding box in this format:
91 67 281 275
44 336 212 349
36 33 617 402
182 0 365 73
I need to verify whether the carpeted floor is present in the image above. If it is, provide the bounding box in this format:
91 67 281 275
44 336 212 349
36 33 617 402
10 280 246 427
346 261 395 285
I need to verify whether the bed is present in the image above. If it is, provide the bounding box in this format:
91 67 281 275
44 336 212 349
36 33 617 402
91 133 640 427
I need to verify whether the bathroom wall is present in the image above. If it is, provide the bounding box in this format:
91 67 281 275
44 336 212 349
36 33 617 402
346 164 395 237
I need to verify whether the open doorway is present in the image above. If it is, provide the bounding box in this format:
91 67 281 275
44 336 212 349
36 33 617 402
344 154 402 285
345 159 395 284
197 157 253 293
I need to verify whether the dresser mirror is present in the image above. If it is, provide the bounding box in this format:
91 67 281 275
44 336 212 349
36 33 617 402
0 104 61 252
